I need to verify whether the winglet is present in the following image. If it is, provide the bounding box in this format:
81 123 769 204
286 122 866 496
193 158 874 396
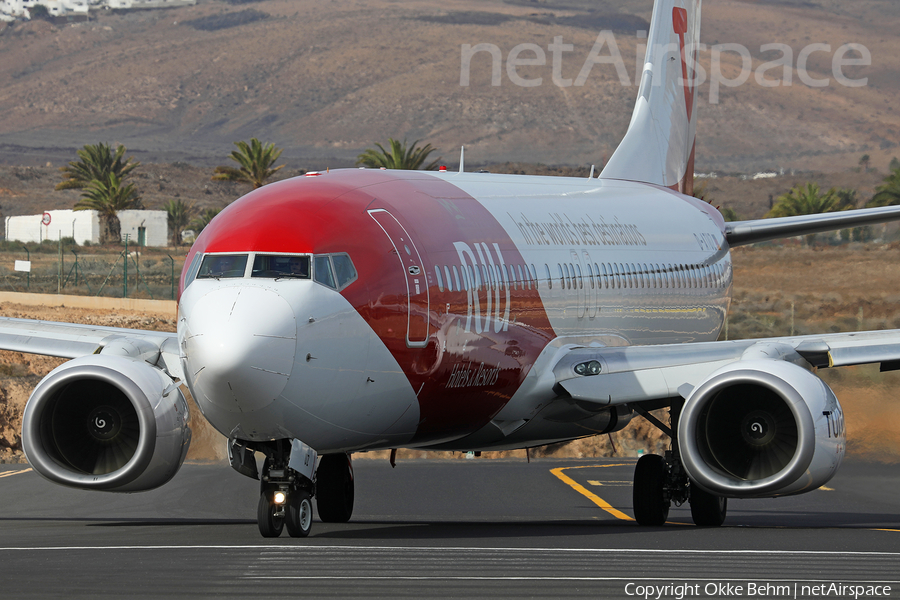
600 0 701 195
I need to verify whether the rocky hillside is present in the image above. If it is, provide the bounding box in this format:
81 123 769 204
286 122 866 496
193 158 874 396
0 0 898 173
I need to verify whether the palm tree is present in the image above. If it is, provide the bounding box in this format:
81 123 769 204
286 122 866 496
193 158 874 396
868 168 900 207
766 183 847 245
766 183 844 218
190 207 222 233
163 199 195 247
30 4 50 19
57 143 140 191
356 138 440 170
212 139 284 189
859 154 871 173
74 173 143 244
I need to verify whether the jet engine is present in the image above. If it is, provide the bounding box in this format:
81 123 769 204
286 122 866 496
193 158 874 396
678 359 845 498
22 354 191 492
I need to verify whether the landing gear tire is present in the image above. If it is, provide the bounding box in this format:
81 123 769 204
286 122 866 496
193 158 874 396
633 454 670 526
286 490 313 538
690 484 727 527
316 453 354 523
257 490 285 538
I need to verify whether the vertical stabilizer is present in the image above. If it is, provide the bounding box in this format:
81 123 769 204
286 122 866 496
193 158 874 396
600 0 701 194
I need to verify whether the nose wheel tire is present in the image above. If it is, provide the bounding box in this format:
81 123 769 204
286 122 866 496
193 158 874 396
286 490 313 537
633 454 670 526
316 453 354 523
690 484 727 527
257 491 285 538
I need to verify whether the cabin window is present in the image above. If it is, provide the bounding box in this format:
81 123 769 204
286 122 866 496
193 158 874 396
453 265 462 291
444 266 453 292
435 266 444 292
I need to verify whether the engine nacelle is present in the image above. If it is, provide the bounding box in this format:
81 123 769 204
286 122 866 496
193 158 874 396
678 359 845 498
22 355 191 492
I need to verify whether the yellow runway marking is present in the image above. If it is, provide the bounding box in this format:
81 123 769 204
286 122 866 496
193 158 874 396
0 468 32 479
874 529 900 533
551 465 634 522
819 486 834 491
587 480 603 486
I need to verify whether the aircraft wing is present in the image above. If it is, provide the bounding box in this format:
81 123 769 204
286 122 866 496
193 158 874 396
0 317 182 380
725 205 900 247
554 330 900 407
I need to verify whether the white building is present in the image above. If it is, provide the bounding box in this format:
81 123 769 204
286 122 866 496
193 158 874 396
0 0 26 18
1 0 193 19
5 209 169 247
119 209 168 247
104 0 195 9
3 0 91 17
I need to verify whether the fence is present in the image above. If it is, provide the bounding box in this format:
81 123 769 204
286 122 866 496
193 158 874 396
1 240 184 300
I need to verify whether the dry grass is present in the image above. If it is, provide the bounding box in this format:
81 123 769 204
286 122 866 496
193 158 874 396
0 0 898 173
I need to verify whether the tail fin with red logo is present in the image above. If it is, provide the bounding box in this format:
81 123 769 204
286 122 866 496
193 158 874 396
600 0 701 195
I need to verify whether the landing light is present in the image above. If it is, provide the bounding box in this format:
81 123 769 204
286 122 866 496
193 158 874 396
574 360 602 376
273 491 286 504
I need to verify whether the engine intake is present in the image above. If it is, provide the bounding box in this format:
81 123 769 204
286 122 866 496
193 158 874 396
22 355 191 492
678 360 844 498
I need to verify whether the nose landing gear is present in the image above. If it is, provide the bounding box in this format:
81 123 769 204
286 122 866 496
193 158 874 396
255 440 318 538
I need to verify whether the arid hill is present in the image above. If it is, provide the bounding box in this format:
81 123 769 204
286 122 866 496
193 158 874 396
0 0 898 173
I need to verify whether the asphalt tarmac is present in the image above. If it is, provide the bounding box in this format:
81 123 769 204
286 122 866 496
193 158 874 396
1 457 898 599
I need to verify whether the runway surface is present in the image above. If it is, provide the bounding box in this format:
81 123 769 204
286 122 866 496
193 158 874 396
1 457 898 598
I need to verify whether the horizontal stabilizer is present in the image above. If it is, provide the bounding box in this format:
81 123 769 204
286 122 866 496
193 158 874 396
725 205 900 247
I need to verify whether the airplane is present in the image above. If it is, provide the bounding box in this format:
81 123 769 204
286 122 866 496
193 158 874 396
4 0 900 538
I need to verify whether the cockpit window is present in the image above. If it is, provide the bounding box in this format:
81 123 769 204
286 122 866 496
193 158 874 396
183 252 204 289
196 254 248 279
251 254 310 279
191 252 356 290
314 255 336 289
331 254 358 289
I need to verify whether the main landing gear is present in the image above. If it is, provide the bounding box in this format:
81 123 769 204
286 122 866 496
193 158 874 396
315 453 355 523
632 401 727 527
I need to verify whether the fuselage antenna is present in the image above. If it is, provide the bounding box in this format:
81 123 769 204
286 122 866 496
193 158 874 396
459 146 465 174
589 165 595 179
